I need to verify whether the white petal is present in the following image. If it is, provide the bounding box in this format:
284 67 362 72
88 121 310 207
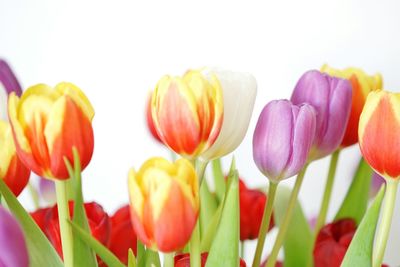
200 68 257 160
0 83 7 121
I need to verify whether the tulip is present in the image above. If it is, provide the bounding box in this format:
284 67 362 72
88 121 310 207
0 206 29 267
109 205 137 264
321 65 382 147
253 100 316 182
291 70 352 160
174 253 247 267
199 68 257 161
39 176 56 204
0 120 30 196
8 82 95 180
128 157 199 252
151 70 223 158
0 59 23 120
145 92 163 143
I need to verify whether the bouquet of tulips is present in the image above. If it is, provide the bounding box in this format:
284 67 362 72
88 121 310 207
0 58 396 267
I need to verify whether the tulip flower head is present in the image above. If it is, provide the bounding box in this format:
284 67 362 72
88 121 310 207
8 82 95 180
151 70 223 158
0 59 23 120
291 70 352 160
359 90 400 179
253 100 316 182
0 206 29 267
199 68 257 161
128 157 199 252
145 91 163 143
321 65 382 147
0 120 30 196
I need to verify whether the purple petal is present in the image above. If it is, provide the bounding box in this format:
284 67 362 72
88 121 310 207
0 59 22 96
0 206 29 267
39 177 56 204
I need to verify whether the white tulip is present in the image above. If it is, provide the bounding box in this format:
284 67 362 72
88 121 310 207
0 83 7 121
200 68 257 161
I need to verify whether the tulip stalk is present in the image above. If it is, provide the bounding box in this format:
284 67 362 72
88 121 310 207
373 180 398 267
164 253 174 267
55 180 74 267
314 150 340 233
266 166 308 267
252 182 278 267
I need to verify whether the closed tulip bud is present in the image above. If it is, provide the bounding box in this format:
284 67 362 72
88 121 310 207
0 120 30 196
291 70 352 160
321 65 382 147
128 157 199 252
359 90 400 179
151 70 223 158
8 82 95 180
0 206 29 267
199 68 257 161
253 100 316 182
145 92 163 143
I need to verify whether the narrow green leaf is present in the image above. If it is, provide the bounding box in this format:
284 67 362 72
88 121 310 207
335 157 373 224
0 179 63 267
274 185 312 267
206 168 239 267
341 185 385 267
128 249 136 267
137 240 146 266
200 200 224 252
200 179 218 239
211 158 225 202
144 249 161 267
69 221 125 267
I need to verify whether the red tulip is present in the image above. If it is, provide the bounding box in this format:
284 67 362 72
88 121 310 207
239 179 274 240
109 205 137 264
174 253 246 267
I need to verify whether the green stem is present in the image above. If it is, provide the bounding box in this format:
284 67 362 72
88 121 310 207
266 166 308 267
212 159 225 202
196 160 208 185
240 241 245 259
164 253 174 267
55 180 74 267
27 182 40 209
314 150 340 234
252 182 278 267
190 222 201 267
373 180 398 267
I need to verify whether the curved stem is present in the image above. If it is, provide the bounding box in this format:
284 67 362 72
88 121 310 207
266 166 308 267
252 182 278 267
314 150 340 234
373 179 398 267
55 180 74 267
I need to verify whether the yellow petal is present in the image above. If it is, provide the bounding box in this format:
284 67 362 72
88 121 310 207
0 120 16 178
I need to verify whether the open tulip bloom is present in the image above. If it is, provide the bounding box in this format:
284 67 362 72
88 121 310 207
0 61 397 267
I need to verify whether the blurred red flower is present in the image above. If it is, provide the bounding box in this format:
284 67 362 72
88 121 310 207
174 253 246 267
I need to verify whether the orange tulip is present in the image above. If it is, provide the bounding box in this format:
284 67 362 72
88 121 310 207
321 65 382 147
0 120 30 195
359 90 400 179
128 157 199 252
151 70 223 158
8 82 94 180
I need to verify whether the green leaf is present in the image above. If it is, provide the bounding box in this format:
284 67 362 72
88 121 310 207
341 185 385 267
206 166 239 267
128 249 136 267
144 249 161 267
64 149 98 267
0 179 63 267
274 185 313 267
211 158 225 202
199 179 218 239
200 200 223 252
335 157 373 225
69 220 125 267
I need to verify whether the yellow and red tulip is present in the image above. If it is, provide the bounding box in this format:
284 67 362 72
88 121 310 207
321 65 382 147
0 120 30 196
359 90 400 179
8 82 94 180
151 70 223 158
128 157 199 252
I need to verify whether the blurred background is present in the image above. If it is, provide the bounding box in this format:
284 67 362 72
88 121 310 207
1 0 400 265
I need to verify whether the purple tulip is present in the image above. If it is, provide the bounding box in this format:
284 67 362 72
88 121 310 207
39 176 56 204
291 70 352 160
0 206 29 267
370 171 385 198
253 100 316 182
0 59 22 96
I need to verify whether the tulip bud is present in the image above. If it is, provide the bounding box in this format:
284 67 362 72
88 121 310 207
0 59 22 120
359 90 400 179
0 120 30 196
253 100 316 182
151 70 223 158
199 68 257 161
8 82 95 180
321 65 382 147
291 70 352 160
128 157 199 252
145 92 163 143
0 206 29 267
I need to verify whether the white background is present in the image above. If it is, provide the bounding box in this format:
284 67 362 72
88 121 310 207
1 0 400 265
